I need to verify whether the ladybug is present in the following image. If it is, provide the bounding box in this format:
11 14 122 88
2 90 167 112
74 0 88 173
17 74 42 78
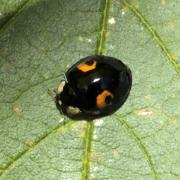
56 55 132 120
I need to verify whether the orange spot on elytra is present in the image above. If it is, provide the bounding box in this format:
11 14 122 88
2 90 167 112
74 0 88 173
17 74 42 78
96 90 113 109
77 60 96 72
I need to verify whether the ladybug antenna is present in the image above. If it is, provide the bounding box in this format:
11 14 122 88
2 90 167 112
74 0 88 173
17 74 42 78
58 73 68 83
63 73 68 83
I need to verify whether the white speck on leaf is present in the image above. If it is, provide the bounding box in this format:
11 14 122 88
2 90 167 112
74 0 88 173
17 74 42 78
109 45 114 50
94 119 104 126
108 17 115 24
137 109 153 116
93 134 97 139
121 11 125 15
94 166 98 172
87 38 92 42
140 26 144 31
59 118 64 123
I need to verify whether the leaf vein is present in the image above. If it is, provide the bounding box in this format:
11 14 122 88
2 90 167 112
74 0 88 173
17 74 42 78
122 0 180 73
81 121 94 180
0 121 75 177
96 0 111 55
114 114 159 180
0 0 30 31
80 0 111 178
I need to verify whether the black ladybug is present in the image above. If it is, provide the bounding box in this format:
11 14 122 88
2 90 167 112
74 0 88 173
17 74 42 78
56 55 132 120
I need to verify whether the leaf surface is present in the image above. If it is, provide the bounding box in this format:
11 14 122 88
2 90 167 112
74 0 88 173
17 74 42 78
0 0 179 179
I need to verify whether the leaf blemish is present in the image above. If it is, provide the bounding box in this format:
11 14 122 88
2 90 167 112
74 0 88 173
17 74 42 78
79 36 83 41
168 21 176 28
93 133 97 140
87 38 92 42
109 44 114 49
108 17 115 24
25 140 34 147
59 117 64 123
13 106 22 115
121 6 129 16
161 0 166 5
140 26 144 31
113 149 120 157
137 109 153 116
94 119 104 126
121 11 125 15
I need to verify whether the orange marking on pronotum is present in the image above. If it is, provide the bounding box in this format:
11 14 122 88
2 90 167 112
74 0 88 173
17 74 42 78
77 60 96 72
96 90 114 109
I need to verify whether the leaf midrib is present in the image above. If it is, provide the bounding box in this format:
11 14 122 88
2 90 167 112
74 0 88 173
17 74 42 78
81 0 110 179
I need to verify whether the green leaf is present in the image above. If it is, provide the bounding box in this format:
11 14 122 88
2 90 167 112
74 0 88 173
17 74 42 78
0 0 29 28
0 0 179 179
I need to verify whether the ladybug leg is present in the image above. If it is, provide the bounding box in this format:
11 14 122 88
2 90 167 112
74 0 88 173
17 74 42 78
47 79 66 99
47 88 56 99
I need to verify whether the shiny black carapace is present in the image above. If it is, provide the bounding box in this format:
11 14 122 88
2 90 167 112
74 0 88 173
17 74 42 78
56 55 132 120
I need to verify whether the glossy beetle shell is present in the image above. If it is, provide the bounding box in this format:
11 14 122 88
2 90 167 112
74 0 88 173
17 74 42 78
56 55 132 120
